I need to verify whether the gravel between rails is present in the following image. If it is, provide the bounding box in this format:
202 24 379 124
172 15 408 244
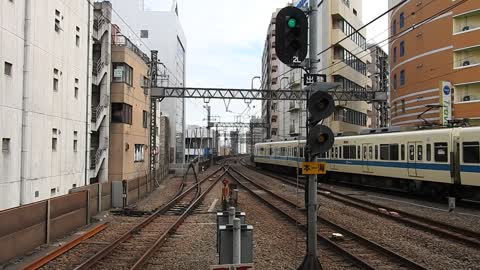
238 165 480 270
143 177 224 270
320 182 480 234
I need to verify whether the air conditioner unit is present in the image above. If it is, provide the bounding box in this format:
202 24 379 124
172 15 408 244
462 26 470 31
463 96 471 102
463 60 470 66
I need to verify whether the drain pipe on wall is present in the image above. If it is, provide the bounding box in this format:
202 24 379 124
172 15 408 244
84 1 93 186
20 0 33 205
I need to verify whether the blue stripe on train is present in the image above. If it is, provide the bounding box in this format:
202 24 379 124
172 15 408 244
255 155 480 173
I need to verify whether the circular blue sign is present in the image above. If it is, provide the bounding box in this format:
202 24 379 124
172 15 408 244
443 85 451 95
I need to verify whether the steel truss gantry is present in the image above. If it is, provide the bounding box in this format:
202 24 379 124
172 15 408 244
150 86 385 101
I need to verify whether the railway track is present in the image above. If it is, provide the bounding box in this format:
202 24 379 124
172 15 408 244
229 166 427 270
34 166 227 270
74 167 227 270
244 163 480 248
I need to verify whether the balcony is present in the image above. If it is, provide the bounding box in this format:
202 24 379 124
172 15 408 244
454 82 480 103
453 10 480 35
453 45 480 69
288 101 301 112
112 35 150 64
289 125 300 136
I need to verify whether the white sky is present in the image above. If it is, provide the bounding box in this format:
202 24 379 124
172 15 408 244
143 0 389 128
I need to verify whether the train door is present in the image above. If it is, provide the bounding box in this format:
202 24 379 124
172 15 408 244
362 143 373 172
407 142 423 177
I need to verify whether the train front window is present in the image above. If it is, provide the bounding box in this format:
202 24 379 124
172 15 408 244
434 142 448 162
463 142 480 163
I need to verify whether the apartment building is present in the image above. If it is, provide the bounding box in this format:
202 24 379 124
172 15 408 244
0 0 92 209
261 0 372 140
388 0 480 126
367 43 390 128
108 33 151 182
109 0 187 166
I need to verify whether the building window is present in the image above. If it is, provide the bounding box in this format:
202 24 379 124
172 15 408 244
353 8 357 16
111 103 133 124
73 131 78 152
393 74 397 89
400 41 405 56
112 63 133 85
72 184 77 188
134 144 145 162
35 191 39 197
73 139 78 152
143 111 148 128
339 47 366 75
340 19 366 49
399 13 405 28
50 188 56 196
76 35 80 46
140 30 149 38
53 78 59 91
392 20 397 35
333 75 366 92
393 47 397 63
4 62 12 75
2 138 10 152
52 128 58 151
74 86 79 98
400 70 405 86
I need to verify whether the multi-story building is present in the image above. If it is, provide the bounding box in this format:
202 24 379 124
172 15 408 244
367 43 390 128
89 1 112 184
109 0 187 167
108 33 151 182
388 0 480 126
261 0 372 140
0 0 93 209
184 125 214 163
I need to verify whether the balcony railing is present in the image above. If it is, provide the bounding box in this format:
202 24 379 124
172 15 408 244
112 35 150 63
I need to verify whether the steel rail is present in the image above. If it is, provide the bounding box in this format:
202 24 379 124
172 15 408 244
21 223 108 270
247 165 480 248
130 168 228 269
74 166 225 270
229 167 428 270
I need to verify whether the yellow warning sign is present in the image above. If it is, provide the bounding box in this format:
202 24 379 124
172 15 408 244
301 162 327 175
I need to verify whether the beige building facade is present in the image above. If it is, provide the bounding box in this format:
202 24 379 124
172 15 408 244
108 34 151 182
261 0 372 141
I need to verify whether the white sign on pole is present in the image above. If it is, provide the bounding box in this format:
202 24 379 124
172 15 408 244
439 81 452 126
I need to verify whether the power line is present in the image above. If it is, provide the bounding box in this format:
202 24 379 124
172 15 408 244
316 0 408 57
319 0 469 77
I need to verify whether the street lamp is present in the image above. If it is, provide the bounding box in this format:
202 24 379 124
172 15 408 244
251 76 261 89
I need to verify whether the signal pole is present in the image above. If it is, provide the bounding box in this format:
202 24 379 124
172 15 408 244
300 0 322 269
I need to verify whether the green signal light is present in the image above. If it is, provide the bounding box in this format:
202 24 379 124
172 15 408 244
287 18 297 28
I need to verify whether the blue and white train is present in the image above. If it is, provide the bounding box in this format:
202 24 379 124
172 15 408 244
254 127 480 199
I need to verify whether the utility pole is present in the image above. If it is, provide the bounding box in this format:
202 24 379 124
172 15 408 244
206 105 214 167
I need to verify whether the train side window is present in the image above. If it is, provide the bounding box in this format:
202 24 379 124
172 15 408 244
363 146 367 159
293 147 298 157
426 144 432 161
434 142 448 162
380 144 389 160
401 144 405 160
390 144 399 161
369 146 373 159
269 147 272 156
417 145 423 161
357 146 360 159
339 146 343 159
375 145 378 159
409 145 414 160
281 147 286 156
335 147 338 158
463 142 480 163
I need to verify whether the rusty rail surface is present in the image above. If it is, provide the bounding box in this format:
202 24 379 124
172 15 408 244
22 222 108 270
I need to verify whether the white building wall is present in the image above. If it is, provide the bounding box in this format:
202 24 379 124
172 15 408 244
108 0 186 165
0 0 92 210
